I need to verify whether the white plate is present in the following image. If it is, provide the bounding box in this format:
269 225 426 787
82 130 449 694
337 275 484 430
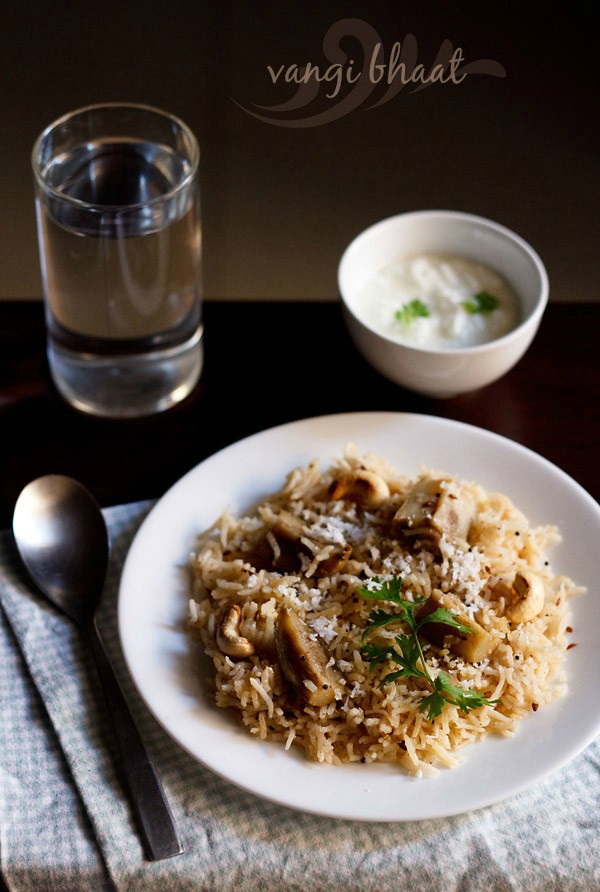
118 412 600 821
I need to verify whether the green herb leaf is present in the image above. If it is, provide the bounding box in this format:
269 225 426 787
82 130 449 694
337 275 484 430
372 635 426 684
358 577 428 642
395 299 430 326
419 689 448 720
361 608 398 642
422 671 499 715
416 607 474 636
356 576 404 605
393 634 426 676
358 575 499 720
461 291 499 314
382 668 422 685
361 641 396 668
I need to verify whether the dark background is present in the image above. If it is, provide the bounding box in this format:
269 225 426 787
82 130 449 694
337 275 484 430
0 0 597 302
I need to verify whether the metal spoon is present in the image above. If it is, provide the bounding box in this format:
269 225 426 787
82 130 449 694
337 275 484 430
12 475 184 862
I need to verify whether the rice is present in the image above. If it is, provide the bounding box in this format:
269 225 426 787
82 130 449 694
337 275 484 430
187 447 583 775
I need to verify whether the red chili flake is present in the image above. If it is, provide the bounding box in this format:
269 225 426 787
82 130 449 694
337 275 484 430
484 565 491 573
532 703 539 712
566 626 573 633
567 643 578 650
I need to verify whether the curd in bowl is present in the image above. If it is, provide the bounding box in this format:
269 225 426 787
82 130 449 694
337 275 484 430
338 211 549 398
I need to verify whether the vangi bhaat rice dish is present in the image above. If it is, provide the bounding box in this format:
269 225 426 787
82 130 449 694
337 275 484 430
188 449 581 775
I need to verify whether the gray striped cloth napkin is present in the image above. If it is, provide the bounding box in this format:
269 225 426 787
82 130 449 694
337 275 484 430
1 501 599 892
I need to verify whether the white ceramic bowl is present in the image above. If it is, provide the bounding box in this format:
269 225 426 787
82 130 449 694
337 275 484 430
338 210 549 398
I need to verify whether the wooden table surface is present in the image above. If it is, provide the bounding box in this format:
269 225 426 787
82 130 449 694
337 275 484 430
0 300 598 528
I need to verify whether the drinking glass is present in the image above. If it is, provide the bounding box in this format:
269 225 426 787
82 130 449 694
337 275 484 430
32 103 203 418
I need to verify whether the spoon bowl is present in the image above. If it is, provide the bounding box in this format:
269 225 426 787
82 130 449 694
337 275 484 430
13 475 109 626
12 474 183 861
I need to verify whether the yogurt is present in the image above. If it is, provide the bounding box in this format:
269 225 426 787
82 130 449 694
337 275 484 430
354 253 520 349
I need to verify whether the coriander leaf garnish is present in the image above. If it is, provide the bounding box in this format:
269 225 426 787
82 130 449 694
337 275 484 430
383 634 427 683
417 606 474 636
395 298 429 326
361 608 401 639
358 575 405 605
419 685 448 720
435 672 497 713
461 291 499 314
361 641 397 668
421 672 497 720
357 575 498 720
362 636 426 683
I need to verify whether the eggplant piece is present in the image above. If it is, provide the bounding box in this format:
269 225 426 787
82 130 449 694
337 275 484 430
394 478 474 542
272 510 306 541
313 542 352 577
271 510 352 577
418 589 500 662
275 607 337 706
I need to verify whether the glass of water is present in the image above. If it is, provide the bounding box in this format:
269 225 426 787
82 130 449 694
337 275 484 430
32 103 203 418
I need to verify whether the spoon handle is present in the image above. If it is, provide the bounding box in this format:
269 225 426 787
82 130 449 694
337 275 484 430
89 622 184 861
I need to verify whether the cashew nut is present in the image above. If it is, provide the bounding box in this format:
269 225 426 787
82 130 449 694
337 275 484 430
216 604 255 657
329 470 390 507
502 571 545 624
493 571 545 624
